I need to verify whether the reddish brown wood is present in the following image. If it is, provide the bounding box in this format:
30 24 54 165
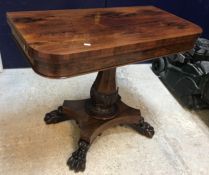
44 68 154 172
7 6 202 78
7 6 202 172
86 68 119 119
62 99 142 144
92 68 116 94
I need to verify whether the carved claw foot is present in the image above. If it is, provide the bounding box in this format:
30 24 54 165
130 118 155 138
67 140 90 172
44 106 69 124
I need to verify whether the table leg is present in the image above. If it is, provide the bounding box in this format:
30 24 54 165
44 106 71 124
44 68 154 172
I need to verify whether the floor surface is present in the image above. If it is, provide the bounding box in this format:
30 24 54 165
0 64 209 175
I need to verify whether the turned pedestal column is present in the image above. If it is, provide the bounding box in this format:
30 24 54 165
7 6 201 173
44 68 154 172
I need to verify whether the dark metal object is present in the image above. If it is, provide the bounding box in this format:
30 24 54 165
152 38 209 109
193 38 209 61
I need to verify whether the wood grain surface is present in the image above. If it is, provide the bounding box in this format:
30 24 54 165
7 6 202 78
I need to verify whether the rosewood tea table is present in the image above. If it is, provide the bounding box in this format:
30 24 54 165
7 6 202 172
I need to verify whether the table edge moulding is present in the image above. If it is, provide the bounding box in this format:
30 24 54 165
7 6 202 172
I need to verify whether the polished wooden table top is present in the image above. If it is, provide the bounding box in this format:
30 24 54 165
7 6 202 78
